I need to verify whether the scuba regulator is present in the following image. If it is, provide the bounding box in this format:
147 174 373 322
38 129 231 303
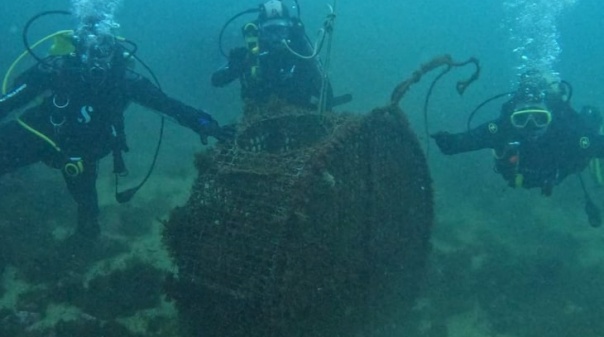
218 0 301 59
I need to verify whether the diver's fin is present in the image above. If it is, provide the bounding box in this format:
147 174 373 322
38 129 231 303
332 93 352 107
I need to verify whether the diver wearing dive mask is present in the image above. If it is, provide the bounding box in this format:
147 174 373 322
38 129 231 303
431 70 604 202
0 12 234 240
211 0 351 110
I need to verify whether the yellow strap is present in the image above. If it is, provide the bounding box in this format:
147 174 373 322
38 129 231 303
17 117 61 152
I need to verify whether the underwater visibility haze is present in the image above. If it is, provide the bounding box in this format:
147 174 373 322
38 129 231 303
0 0 604 336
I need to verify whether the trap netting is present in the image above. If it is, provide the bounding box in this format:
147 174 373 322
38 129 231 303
164 99 433 337
163 55 480 337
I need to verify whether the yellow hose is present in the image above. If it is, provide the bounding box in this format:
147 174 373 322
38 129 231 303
2 30 74 94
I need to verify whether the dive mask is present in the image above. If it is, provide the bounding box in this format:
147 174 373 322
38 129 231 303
510 107 552 129
78 33 115 64
75 32 117 85
259 18 293 46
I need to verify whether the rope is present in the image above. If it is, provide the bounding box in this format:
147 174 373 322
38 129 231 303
318 1 337 114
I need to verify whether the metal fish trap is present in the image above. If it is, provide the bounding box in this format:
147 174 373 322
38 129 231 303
163 55 479 337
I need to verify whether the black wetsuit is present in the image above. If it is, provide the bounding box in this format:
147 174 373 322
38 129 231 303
433 99 604 195
0 51 216 237
211 17 333 109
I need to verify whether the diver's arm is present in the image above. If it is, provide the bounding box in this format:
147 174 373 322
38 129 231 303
432 121 502 155
211 47 248 87
0 63 50 119
211 65 240 87
126 72 219 135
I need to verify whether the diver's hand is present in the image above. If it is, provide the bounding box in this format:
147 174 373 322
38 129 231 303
212 48 249 87
211 124 237 143
431 131 456 155
228 47 248 73
195 112 219 145
196 114 236 145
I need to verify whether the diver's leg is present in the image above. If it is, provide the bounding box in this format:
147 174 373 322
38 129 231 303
62 160 101 239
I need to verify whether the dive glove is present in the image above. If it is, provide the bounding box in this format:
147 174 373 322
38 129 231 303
211 47 248 87
196 113 236 145
228 47 248 74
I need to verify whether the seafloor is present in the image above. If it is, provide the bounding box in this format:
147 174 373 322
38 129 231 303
1 124 603 337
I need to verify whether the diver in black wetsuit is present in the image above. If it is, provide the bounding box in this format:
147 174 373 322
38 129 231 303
0 19 233 240
432 70 604 200
212 0 350 110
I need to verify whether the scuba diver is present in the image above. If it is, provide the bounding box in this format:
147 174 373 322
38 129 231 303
0 11 234 241
431 70 604 226
212 0 350 111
